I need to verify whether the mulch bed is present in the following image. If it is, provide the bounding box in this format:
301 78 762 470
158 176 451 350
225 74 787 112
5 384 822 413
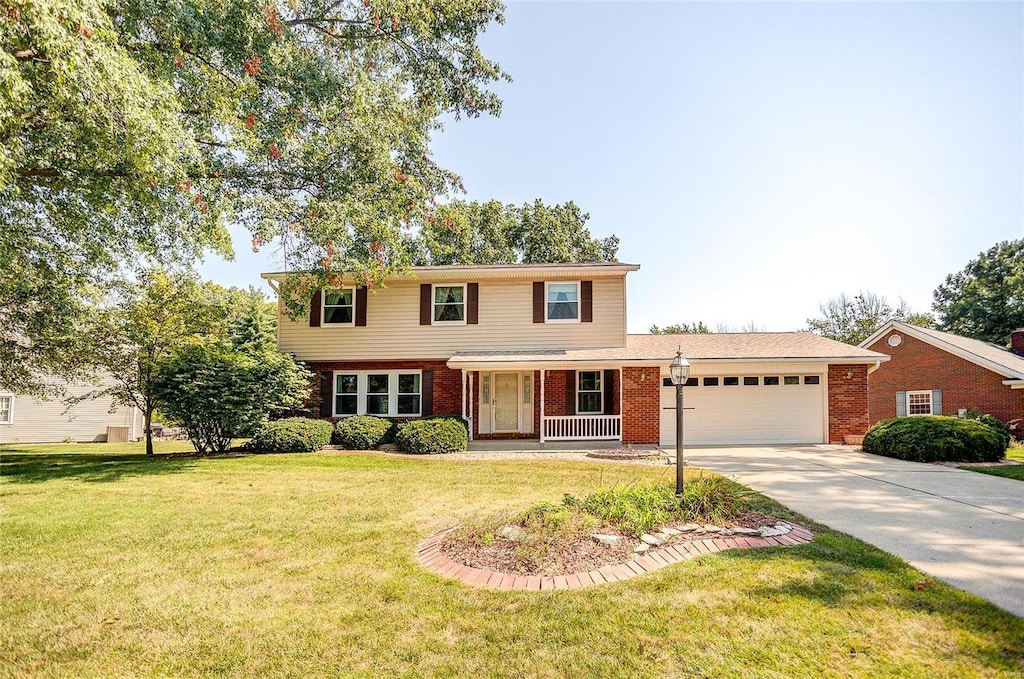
440 512 787 577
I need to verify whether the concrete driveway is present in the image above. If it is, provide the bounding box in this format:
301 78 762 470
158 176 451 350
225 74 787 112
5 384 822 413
681 445 1024 618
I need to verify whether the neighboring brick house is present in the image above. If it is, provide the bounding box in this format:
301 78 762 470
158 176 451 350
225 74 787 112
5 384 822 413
263 263 887 445
860 321 1024 427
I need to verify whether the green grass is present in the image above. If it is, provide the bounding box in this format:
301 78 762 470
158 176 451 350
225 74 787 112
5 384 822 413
961 447 1024 481
2 443 1023 678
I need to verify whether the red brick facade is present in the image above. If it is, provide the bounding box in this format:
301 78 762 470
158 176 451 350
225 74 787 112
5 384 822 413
865 330 1024 425
827 364 869 443
621 367 660 445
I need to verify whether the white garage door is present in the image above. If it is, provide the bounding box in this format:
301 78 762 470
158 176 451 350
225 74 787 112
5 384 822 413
660 374 825 445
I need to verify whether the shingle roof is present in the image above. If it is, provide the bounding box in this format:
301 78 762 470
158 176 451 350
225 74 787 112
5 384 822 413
866 322 1024 379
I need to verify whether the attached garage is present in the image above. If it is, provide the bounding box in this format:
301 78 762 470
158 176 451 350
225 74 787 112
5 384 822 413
659 371 826 445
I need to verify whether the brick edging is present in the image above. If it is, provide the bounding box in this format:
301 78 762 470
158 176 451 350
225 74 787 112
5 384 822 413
417 523 814 591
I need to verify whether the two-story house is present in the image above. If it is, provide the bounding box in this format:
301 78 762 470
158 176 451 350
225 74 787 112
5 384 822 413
263 263 888 446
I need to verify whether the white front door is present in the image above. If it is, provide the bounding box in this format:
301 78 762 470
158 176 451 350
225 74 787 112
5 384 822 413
492 372 520 432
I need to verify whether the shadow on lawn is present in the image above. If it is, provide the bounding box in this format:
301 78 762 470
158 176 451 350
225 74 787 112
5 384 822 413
0 452 206 484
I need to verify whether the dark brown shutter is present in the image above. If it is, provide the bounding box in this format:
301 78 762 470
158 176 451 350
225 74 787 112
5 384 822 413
309 289 322 327
533 282 545 323
467 283 479 325
581 280 593 323
320 371 333 417
566 370 576 415
419 284 432 325
421 370 433 416
355 287 368 326
603 369 615 415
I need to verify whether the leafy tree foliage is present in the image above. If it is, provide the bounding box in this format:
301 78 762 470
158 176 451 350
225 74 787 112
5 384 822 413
806 291 935 346
649 322 711 334
153 341 311 454
1 0 507 388
932 239 1024 344
78 270 226 455
412 199 619 265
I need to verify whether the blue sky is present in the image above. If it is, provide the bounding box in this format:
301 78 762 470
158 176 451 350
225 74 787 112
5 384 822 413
202 1 1024 334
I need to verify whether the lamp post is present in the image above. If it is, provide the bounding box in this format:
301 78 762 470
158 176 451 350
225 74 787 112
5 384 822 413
669 348 691 496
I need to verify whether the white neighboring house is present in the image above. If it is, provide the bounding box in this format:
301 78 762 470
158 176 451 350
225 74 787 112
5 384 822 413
0 378 141 445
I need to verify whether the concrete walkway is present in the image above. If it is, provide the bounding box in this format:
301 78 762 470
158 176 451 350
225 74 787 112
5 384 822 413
680 445 1024 618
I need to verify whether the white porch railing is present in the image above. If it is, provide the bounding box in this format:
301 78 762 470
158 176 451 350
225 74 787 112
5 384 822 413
542 415 621 442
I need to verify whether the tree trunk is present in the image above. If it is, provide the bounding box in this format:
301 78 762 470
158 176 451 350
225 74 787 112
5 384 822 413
145 404 154 456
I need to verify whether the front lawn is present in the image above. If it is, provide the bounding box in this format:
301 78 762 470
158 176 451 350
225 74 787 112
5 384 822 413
2 444 1022 677
961 447 1024 481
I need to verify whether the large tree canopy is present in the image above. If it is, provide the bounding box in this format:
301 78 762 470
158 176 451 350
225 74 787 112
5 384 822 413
806 291 934 346
933 239 1024 344
411 198 619 266
1 0 506 393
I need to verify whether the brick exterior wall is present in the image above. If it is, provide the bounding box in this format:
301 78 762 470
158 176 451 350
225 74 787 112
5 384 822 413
866 330 1024 425
306 360 462 422
621 367 660 444
827 364 869 443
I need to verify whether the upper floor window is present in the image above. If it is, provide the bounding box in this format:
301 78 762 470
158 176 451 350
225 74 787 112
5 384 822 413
546 282 579 322
0 395 12 424
323 288 355 325
578 371 602 413
433 284 466 324
907 390 932 415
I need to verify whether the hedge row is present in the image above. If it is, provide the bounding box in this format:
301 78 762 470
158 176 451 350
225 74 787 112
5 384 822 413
247 415 469 454
862 415 1006 463
247 417 333 453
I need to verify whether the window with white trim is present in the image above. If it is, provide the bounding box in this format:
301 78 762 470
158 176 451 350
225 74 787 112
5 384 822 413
907 390 933 416
333 371 422 417
433 284 466 323
0 395 12 424
323 288 355 325
546 282 579 322
578 371 602 413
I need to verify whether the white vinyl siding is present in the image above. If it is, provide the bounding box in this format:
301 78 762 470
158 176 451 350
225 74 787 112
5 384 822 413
0 379 140 444
279 277 626 361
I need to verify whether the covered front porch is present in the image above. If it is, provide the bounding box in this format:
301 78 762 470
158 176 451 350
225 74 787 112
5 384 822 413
447 350 667 445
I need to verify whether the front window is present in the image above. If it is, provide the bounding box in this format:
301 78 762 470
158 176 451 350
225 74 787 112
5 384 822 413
0 395 12 424
578 371 602 413
907 391 932 416
546 282 579 322
323 288 355 325
433 284 466 323
333 371 423 417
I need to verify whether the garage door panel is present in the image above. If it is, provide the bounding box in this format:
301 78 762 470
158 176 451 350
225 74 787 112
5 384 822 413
660 380 823 445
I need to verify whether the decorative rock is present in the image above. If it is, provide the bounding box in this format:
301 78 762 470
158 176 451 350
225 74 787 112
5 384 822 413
591 534 622 548
703 524 722 533
734 527 761 536
661 527 681 537
633 543 650 553
677 523 701 532
498 525 525 542
654 532 671 541
775 523 792 534
719 528 735 536
640 533 663 546
759 526 786 537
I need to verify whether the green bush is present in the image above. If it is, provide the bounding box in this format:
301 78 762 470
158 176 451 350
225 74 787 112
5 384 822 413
247 417 333 453
862 416 1006 463
395 417 468 454
963 411 1013 450
332 415 396 449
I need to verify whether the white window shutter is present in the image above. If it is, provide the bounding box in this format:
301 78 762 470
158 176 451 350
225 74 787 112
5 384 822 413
896 391 907 417
931 390 942 416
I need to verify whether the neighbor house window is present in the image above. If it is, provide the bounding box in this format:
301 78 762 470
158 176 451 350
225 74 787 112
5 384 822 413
578 371 602 413
907 391 933 415
334 371 422 417
546 282 579 322
433 284 466 323
323 288 355 325
0 395 12 424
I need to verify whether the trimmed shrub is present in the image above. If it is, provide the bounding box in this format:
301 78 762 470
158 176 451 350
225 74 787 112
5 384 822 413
964 411 1013 451
862 416 1006 463
247 417 333 453
395 417 468 454
332 415 395 450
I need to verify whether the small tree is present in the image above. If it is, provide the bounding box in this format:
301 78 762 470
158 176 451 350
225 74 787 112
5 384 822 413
807 291 935 345
649 322 710 334
153 342 311 454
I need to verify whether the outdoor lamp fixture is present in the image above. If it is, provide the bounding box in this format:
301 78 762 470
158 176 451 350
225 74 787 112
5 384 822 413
669 348 691 496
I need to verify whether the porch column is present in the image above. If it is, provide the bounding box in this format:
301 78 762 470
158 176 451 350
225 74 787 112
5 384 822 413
618 367 624 442
461 370 467 421
539 369 546 443
468 371 474 441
